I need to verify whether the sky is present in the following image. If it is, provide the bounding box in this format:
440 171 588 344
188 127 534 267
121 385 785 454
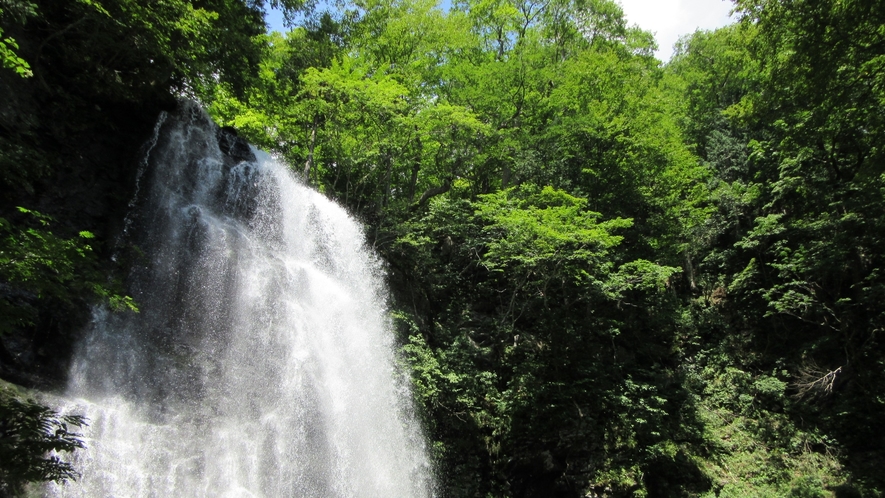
264 0 737 62
618 0 736 60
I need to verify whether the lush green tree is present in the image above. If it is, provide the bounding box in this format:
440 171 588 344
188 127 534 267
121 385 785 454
665 1 885 493
392 185 686 495
730 0 885 488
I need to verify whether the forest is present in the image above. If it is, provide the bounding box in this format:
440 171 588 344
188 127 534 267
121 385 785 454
1 0 883 496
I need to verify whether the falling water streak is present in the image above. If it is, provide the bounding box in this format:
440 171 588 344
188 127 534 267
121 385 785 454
119 111 169 243
47 102 434 498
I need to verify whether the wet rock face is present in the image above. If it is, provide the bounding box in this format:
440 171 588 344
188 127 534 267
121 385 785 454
0 294 88 391
217 125 256 163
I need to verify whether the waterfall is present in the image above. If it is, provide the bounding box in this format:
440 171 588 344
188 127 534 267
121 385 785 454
46 102 433 497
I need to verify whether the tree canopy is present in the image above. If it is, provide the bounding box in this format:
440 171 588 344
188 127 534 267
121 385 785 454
1 0 884 495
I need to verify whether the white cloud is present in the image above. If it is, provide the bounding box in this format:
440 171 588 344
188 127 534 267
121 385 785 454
617 0 736 61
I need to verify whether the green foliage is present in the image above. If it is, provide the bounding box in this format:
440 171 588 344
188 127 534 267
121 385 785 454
0 0 34 77
55 0 266 98
0 383 86 496
0 207 136 335
0 32 30 77
475 186 631 277
387 184 687 495
4 0 884 495
682 355 845 498
666 0 885 492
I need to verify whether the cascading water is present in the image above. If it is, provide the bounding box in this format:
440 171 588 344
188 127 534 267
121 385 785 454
46 102 433 497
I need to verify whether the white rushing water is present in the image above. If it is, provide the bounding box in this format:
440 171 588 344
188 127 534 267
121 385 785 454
46 103 433 497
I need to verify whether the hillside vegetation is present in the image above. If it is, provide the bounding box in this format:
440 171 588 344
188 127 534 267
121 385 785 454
1 0 883 496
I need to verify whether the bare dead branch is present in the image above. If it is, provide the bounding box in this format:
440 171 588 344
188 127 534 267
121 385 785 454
791 361 843 400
